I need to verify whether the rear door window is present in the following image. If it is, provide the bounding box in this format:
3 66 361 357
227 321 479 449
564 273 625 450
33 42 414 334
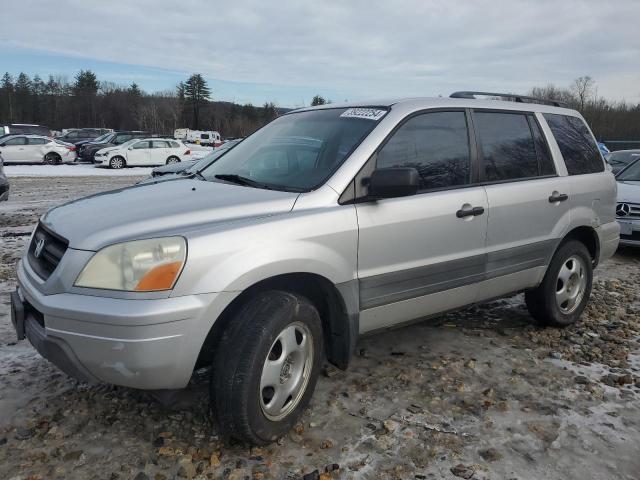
28 137 47 145
543 114 603 175
474 111 539 181
376 111 471 190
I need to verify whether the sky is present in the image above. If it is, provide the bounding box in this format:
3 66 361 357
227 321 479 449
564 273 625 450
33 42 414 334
1 0 639 108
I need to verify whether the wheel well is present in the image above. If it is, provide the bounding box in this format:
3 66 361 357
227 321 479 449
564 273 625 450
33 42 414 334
196 273 354 371
562 226 599 266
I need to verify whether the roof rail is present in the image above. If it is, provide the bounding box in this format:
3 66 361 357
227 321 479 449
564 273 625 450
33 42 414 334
450 91 567 108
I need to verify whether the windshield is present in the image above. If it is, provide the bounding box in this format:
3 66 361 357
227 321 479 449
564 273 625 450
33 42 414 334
92 133 111 143
617 159 640 181
199 107 385 191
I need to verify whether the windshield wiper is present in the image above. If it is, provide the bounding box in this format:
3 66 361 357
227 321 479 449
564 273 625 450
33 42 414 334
214 174 276 190
184 169 206 181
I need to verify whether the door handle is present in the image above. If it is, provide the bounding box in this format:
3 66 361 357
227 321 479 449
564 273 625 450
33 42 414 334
456 205 485 218
548 192 569 203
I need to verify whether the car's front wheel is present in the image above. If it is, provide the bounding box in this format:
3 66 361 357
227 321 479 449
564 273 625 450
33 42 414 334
109 156 125 169
525 240 593 327
211 291 323 444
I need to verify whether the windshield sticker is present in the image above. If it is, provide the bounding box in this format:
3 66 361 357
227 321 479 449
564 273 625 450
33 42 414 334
340 108 387 121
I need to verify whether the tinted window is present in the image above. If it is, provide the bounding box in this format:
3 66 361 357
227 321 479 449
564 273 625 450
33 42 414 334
132 141 149 149
544 114 603 175
28 137 47 145
201 134 210 139
11 126 26 134
152 140 169 148
5 136 26 146
169 141 180 148
376 111 470 190
475 112 538 181
528 116 556 176
115 134 133 144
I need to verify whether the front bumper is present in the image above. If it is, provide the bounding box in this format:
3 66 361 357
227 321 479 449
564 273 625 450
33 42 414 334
13 260 235 389
617 218 640 247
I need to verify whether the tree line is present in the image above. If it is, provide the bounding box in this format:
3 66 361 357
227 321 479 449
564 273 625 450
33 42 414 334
0 71 280 138
0 70 638 142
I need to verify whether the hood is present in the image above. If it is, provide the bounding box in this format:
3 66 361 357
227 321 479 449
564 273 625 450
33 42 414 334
42 179 300 250
616 181 640 203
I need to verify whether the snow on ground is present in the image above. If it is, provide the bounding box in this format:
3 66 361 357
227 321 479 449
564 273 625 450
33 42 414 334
4 164 153 177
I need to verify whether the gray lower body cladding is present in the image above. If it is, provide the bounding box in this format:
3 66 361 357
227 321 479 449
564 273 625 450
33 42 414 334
359 239 557 310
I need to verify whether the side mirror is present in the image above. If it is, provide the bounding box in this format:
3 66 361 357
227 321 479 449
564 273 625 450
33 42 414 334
368 167 419 199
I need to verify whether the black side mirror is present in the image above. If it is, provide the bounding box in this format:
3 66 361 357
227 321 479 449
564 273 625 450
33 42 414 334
368 167 419 199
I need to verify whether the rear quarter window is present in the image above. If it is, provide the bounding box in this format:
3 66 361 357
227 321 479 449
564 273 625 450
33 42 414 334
543 114 603 175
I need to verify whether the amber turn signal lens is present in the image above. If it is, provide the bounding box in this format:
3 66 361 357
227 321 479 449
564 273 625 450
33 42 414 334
134 261 183 291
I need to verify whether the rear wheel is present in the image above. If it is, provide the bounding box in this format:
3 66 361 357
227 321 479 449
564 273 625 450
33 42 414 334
43 152 61 165
166 156 180 165
525 240 593 327
109 156 125 169
211 291 323 445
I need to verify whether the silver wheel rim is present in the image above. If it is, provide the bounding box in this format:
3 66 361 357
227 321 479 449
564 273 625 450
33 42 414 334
259 322 313 421
555 255 587 314
111 158 123 169
167 157 179 164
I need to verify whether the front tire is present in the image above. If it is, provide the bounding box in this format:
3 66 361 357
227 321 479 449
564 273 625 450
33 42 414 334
109 156 125 169
211 291 323 445
525 240 593 327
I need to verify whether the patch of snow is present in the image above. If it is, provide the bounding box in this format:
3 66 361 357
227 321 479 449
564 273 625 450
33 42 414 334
4 164 152 177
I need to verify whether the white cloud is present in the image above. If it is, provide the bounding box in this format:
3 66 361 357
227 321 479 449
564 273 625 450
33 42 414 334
2 0 639 103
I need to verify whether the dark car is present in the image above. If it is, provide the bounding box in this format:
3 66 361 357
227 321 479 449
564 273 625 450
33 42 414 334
605 149 640 174
0 153 9 201
56 128 111 145
76 131 152 162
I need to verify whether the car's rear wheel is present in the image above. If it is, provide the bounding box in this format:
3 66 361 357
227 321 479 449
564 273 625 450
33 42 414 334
109 156 125 169
211 291 323 445
525 240 593 327
166 156 180 165
43 152 61 165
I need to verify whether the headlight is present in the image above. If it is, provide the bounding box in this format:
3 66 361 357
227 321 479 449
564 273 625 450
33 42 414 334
75 237 186 291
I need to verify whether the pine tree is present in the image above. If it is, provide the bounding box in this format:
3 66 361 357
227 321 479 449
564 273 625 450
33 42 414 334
14 73 32 120
311 95 326 106
184 74 210 129
0 73 14 122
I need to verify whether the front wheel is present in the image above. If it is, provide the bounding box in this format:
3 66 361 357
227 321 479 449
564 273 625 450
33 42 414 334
525 240 593 327
211 291 323 445
109 156 125 169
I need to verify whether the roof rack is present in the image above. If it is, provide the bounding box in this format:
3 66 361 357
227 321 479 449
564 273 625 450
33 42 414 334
450 91 567 108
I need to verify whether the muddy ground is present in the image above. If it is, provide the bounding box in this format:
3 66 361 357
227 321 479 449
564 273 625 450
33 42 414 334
1 176 639 480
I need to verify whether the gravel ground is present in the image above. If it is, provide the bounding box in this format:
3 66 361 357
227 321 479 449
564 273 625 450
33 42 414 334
1 176 639 480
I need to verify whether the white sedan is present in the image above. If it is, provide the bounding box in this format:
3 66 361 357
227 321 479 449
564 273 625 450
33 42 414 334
0 135 76 164
94 138 191 169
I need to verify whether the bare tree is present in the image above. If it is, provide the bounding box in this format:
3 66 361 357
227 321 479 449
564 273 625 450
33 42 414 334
571 76 595 111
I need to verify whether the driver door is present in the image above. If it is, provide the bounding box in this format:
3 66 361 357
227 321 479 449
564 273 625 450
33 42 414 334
126 140 151 165
0 136 28 162
355 110 489 332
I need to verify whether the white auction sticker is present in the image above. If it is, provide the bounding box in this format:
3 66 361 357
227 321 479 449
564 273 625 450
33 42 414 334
340 108 387 121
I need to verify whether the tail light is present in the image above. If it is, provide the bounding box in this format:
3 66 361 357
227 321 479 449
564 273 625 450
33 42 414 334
184 150 191 155
67 146 76 151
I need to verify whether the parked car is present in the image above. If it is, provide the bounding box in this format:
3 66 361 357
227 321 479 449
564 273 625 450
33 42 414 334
146 139 242 179
11 93 619 445
56 128 111 144
0 153 8 201
94 138 191 168
605 149 640 174
0 123 51 138
77 131 152 163
0 135 76 164
615 158 640 246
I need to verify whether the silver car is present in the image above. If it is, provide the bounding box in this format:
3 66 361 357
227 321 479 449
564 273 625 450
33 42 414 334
615 158 640 246
11 93 619 444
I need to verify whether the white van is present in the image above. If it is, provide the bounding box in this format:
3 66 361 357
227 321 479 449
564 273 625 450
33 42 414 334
177 129 222 146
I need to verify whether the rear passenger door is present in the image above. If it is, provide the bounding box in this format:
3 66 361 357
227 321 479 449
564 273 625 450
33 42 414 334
472 110 570 300
151 140 170 164
127 140 151 165
356 110 489 332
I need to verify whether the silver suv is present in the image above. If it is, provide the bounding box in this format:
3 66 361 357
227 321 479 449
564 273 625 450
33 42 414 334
11 92 619 444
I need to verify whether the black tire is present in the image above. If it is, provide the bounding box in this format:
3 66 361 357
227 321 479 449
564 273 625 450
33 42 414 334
166 156 180 165
43 152 61 165
211 290 323 445
109 156 126 169
525 240 593 327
